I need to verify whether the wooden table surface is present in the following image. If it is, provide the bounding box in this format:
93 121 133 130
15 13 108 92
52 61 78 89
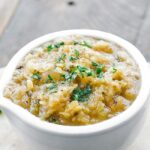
0 0 150 67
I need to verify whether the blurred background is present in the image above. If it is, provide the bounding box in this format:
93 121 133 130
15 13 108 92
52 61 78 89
0 0 150 67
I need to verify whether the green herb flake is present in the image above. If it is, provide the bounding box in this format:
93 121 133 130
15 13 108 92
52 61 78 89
46 74 53 83
85 69 93 76
47 83 58 92
32 73 41 80
69 56 77 61
69 49 80 61
57 53 66 62
77 65 94 77
71 85 92 102
74 49 80 58
96 64 105 73
80 41 92 48
77 65 87 72
0 110 2 115
47 45 55 53
47 41 64 54
76 66 87 77
54 41 64 48
112 66 117 73
62 71 77 81
92 61 98 67
96 67 102 74
73 41 79 45
74 40 92 48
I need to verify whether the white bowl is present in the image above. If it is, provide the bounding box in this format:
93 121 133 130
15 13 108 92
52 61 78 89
0 30 150 150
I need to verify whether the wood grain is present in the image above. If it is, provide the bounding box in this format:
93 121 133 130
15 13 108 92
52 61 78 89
0 0 19 36
0 0 149 67
135 2 150 61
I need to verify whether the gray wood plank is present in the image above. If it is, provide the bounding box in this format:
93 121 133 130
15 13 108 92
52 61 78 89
0 0 149 67
135 2 150 61
0 0 19 35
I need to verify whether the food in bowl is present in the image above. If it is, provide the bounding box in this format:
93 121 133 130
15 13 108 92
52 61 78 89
3 35 140 125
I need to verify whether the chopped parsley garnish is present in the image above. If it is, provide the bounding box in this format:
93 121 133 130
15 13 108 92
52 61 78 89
47 41 64 53
96 67 102 74
73 40 92 48
47 83 58 92
57 53 66 62
69 50 80 61
46 74 53 83
48 74 53 80
77 65 87 72
54 41 64 48
96 64 104 74
62 66 94 82
62 64 104 82
73 41 79 45
96 65 105 78
0 110 2 115
47 45 55 53
69 56 77 61
80 41 92 48
86 69 93 76
77 65 87 77
74 49 80 58
62 71 77 81
92 62 105 78
92 61 98 67
112 66 117 73
71 85 92 102
32 73 41 80
77 65 93 77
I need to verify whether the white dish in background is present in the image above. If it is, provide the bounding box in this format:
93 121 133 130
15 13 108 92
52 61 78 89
0 30 150 150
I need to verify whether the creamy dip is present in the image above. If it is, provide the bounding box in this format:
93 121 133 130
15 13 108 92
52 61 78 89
3 35 140 125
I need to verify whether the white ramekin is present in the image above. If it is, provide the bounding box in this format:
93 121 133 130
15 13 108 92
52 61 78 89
0 30 150 150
